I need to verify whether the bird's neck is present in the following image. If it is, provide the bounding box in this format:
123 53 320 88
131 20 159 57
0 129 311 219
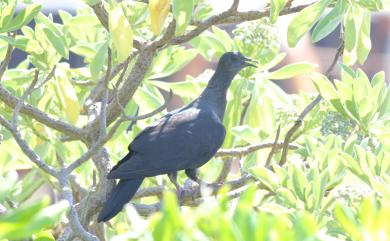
197 67 237 120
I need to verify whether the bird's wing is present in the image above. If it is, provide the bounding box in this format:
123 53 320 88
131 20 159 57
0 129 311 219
108 108 226 179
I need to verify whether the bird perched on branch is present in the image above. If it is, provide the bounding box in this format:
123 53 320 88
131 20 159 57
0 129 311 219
98 52 256 222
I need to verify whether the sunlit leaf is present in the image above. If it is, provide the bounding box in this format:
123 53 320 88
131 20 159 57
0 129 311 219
287 0 331 47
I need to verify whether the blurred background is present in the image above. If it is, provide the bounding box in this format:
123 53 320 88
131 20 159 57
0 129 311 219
13 0 390 92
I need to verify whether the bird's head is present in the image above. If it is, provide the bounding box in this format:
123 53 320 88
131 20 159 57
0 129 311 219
217 52 257 74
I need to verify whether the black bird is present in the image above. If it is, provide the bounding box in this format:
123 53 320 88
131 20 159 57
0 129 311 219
98 52 256 222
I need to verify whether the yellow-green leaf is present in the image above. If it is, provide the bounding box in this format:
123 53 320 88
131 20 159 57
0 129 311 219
109 4 133 63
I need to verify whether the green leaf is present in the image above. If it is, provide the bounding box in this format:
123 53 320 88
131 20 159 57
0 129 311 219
15 170 44 203
270 0 286 23
312 0 347 42
148 48 198 79
83 0 101 6
42 27 69 59
28 200 69 235
149 79 205 99
0 0 17 29
58 10 73 24
356 0 383 11
276 187 298 207
358 97 373 122
311 72 338 99
1 3 42 33
90 40 108 80
0 198 67 240
189 34 216 61
34 12 62 36
267 62 317 80
344 7 357 52
334 203 363 240
231 125 261 144
291 166 307 200
133 84 164 113
65 14 100 29
33 230 55 241
371 71 385 86
0 171 18 203
378 88 390 118
212 26 232 52
356 10 371 65
287 0 331 47
0 35 43 55
250 166 279 191
70 43 96 60
172 0 194 35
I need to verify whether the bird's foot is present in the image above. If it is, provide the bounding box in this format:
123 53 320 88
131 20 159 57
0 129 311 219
175 186 184 200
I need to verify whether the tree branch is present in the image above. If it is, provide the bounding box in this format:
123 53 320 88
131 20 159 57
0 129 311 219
0 85 85 139
279 41 345 166
65 51 112 173
265 125 281 167
12 69 39 126
59 176 99 241
0 115 59 177
215 142 298 157
170 4 311 46
0 43 13 82
105 89 173 142
85 50 155 137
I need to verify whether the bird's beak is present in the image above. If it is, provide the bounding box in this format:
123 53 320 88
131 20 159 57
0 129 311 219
242 56 257 68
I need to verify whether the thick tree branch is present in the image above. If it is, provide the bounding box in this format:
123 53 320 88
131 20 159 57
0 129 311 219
84 53 137 110
84 50 154 138
0 85 85 139
148 20 176 50
59 176 99 241
170 4 311 46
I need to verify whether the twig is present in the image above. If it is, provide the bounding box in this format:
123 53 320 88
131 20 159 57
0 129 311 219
91 2 108 30
113 54 135 90
104 89 173 142
0 43 13 81
215 141 298 157
215 158 234 183
85 53 136 110
279 41 345 166
12 67 55 129
265 125 281 167
65 50 112 174
0 115 59 177
132 174 253 203
12 69 39 127
35 66 56 90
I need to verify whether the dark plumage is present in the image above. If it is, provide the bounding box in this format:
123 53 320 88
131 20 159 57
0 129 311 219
98 52 256 222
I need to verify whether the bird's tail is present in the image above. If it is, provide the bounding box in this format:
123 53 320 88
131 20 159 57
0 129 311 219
97 178 144 222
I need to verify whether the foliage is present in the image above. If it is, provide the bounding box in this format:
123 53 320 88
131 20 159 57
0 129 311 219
0 0 389 241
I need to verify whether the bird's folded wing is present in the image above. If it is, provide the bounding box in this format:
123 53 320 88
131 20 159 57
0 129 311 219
108 109 226 179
